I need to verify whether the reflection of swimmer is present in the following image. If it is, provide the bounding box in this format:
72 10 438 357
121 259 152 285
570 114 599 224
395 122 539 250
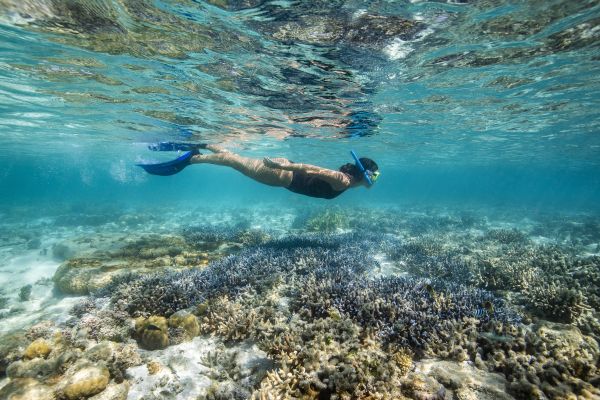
138 143 379 199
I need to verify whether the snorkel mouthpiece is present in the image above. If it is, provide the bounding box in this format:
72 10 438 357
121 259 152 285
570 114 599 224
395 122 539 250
350 150 375 186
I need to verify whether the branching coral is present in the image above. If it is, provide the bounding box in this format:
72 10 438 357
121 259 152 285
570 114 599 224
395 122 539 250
81 225 598 400
183 225 269 249
483 228 530 245
105 233 379 317
304 207 350 233
253 316 413 399
291 275 520 353
527 283 592 324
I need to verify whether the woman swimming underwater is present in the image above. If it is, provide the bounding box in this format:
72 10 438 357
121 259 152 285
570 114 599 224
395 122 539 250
138 142 379 199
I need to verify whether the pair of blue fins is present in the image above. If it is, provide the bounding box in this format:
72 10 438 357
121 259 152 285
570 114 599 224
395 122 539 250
137 142 204 176
137 142 375 185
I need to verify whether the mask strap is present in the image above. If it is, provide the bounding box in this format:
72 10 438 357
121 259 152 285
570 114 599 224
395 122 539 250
350 150 373 185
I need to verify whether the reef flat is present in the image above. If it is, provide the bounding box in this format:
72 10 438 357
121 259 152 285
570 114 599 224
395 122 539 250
0 204 599 399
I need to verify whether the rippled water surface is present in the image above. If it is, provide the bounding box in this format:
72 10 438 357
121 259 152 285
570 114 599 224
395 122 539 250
0 1 599 206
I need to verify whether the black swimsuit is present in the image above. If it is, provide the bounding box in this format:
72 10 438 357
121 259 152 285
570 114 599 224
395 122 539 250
286 170 346 199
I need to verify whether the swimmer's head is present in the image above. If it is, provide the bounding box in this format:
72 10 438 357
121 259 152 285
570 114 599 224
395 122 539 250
340 157 379 185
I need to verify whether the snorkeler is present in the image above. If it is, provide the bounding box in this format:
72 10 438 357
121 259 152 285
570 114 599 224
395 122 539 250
137 142 379 199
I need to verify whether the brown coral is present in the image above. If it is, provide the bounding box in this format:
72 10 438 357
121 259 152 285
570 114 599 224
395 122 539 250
135 316 169 350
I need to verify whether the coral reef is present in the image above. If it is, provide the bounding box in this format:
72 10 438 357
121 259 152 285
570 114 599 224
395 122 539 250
135 316 169 350
477 321 600 399
168 310 200 342
52 233 215 295
1 320 142 399
303 207 350 233
483 228 531 245
53 226 270 296
182 225 269 249
55 360 110 400
69 299 133 343
3 206 600 400
528 283 592 324
23 339 51 360
0 377 55 400
0 332 28 377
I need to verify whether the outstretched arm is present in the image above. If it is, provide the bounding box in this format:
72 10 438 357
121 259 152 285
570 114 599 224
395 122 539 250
264 158 351 191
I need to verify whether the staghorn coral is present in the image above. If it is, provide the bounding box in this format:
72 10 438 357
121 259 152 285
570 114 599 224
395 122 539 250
528 283 592 324
69 299 133 343
105 233 379 317
90 227 598 399
291 274 520 353
477 321 600 399
182 225 270 249
253 316 413 399
483 229 531 245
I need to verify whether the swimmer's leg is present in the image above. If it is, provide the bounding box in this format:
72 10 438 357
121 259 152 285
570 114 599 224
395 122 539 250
190 152 293 187
204 144 230 154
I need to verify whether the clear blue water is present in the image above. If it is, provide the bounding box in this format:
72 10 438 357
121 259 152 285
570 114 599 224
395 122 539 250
0 0 599 211
1 2 600 399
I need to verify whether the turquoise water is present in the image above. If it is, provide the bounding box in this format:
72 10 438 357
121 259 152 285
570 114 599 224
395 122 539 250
0 0 599 211
1 1 600 399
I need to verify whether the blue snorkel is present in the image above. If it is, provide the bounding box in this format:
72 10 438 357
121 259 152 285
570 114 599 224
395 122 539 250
351 150 374 186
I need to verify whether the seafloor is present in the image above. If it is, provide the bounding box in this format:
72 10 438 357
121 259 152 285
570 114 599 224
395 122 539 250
0 204 598 400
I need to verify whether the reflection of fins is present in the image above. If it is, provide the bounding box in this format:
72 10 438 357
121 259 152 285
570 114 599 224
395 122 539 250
137 150 197 176
148 142 207 152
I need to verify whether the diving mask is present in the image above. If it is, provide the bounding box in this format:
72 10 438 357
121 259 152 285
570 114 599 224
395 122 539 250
367 170 380 183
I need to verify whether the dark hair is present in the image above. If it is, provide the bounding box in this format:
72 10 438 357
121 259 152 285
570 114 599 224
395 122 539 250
339 157 378 180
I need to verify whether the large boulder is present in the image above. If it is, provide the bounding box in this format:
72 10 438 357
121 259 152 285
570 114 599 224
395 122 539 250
56 361 110 400
0 378 55 400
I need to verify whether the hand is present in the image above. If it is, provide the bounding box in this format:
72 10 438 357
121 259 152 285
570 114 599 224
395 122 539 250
263 157 282 168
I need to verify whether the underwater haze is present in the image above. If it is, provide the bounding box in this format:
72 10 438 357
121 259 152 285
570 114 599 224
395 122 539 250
0 1 600 399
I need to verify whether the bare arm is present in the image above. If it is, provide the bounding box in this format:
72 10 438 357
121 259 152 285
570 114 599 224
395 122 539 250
264 158 351 190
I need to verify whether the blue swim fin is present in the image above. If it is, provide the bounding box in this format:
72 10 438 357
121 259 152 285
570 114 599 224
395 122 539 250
137 150 197 176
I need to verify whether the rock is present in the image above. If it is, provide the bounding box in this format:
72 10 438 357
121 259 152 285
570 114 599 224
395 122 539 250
0 377 54 400
23 339 51 360
168 310 200 341
88 382 129 400
52 259 115 295
0 332 28 376
416 359 515 400
135 316 169 350
57 362 110 400
7 357 62 381
52 235 212 295
84 341 118 362
52 243 74 261
147 360 161 375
